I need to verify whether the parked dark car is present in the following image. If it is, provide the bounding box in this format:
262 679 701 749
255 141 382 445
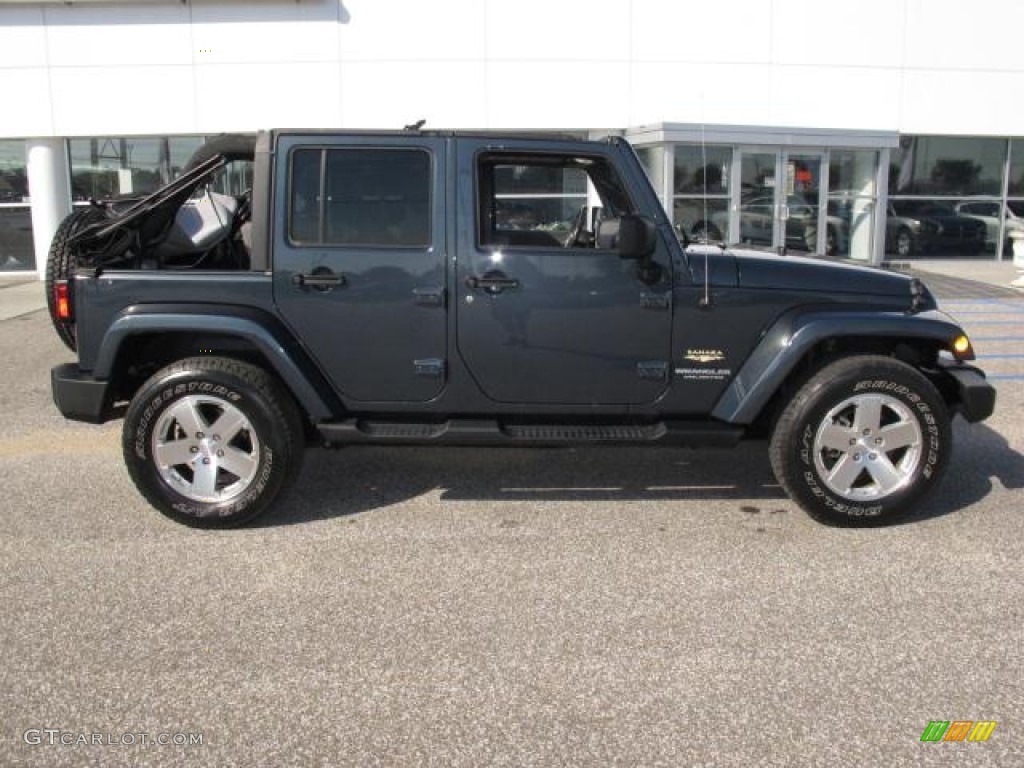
886 200 986 257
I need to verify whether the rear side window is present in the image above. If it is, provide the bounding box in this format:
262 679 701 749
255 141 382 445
288 148 431 247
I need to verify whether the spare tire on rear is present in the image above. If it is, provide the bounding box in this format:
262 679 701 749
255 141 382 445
46 206 107 352
183 134 257 173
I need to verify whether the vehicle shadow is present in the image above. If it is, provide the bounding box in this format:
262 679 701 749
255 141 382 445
893 421 1024 526
260 441 787 527
259 421 1024 528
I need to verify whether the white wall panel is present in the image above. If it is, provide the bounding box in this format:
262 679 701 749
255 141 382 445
340 62 486 129
191 2 339 64
904 0 1024 71
43 3 192 67
631 0 771 64
195 62 341 132
5 0 1024 138
770 66 902 132
50 66 195 136
487 0 630 62
630 62 773 128
486 62 629 129
340 0 485 61
0 68 53 136
773 0 905 69
900 69 1022 136
0 6 48 68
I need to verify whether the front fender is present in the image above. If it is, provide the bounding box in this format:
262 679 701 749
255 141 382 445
93 305 338 422
711 309 965 424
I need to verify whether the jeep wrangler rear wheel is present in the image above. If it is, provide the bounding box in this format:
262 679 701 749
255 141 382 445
770 355 950 524
123 356 304 527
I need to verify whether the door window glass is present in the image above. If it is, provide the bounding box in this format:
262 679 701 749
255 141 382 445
477 153 633 249
288 148 431 247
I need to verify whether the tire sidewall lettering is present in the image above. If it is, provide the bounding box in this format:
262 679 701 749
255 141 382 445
791 369 947 520
128 373 280 522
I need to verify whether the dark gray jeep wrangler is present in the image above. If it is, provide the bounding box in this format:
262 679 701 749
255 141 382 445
48 130 995 527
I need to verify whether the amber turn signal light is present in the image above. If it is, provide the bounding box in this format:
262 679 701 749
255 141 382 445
952 334 974 360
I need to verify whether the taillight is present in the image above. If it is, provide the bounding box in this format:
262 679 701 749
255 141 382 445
55 281 72 321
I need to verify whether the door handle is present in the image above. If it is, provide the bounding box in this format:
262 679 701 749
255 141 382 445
293 271 346 291
465 273 520 294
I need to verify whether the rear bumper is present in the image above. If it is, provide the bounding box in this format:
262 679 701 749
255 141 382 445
51 363 114 424
940 362 996 423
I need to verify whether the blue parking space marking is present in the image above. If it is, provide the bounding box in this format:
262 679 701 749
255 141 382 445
973 336 1024 341
957 320 1024 325
946 309 1024 315
977 354 1024 359
941 298 1023 305
989 374 1024 381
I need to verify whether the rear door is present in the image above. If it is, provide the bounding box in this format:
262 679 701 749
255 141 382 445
273 135 448 403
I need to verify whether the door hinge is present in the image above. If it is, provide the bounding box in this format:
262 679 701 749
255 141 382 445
413 287 446 308
636 361 669 381
639 292 671 310
413 358 446 378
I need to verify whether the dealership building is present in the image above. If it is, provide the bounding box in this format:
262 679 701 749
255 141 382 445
3 0 1024 277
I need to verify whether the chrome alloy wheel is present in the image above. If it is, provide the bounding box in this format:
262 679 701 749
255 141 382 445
151 395 260 503
812 393 923 501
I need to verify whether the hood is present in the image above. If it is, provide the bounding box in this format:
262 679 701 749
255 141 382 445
729 247 915 297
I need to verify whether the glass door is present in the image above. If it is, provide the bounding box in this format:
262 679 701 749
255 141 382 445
781 151 826 256
735 149 827 256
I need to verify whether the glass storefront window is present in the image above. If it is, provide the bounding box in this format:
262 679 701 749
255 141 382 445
674 197 729 242
0 140 33 271
674 145 730 195
69 136 248 202
1008 139 1024 195
890 137 1005 196
674 144 731 242
828 150 877 261
1 141 29 204
0 207 34 272
829 150 876 197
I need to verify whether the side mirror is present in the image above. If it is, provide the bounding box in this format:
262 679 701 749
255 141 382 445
597 214 657 259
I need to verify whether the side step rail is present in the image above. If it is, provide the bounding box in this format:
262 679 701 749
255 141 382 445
317 419 744 448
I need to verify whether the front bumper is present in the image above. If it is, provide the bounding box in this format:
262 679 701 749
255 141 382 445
939 361 996 423
51 363 114 424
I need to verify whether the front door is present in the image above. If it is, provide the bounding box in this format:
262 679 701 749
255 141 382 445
735 149 826 255
273 136 448 403
454 139 673 406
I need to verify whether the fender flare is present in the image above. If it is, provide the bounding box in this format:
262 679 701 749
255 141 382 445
711 309 965 424
93 305 339 422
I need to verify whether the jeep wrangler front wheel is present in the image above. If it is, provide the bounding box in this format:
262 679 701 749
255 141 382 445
770 355 950 524
122 357 304 527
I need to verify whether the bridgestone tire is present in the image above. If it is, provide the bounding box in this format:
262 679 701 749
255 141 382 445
123 357 304 528
769 356 950 524
45 207 107 351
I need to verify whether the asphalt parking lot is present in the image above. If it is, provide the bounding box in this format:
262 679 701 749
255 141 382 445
1 294 1022 767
